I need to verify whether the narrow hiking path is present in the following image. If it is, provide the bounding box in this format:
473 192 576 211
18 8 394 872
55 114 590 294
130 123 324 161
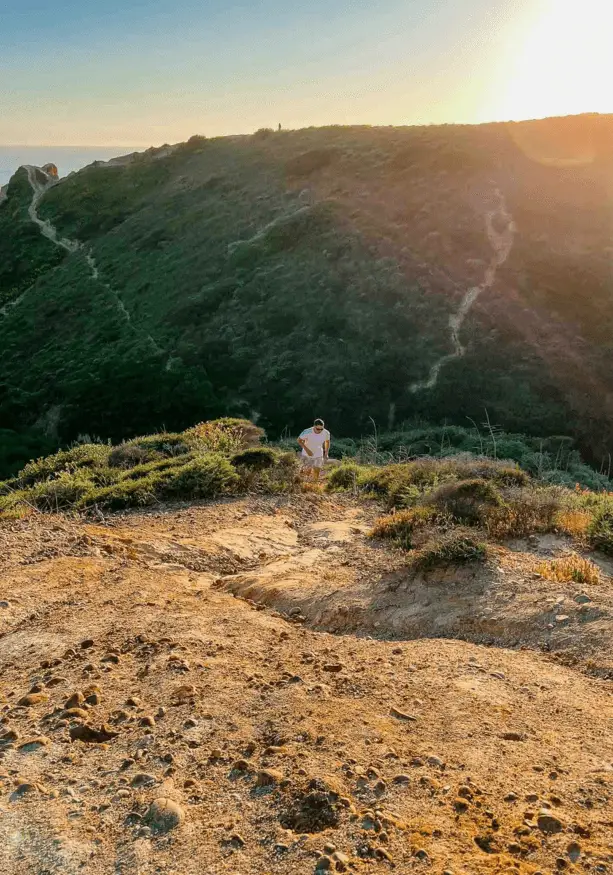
1 166 166 359
410 189 517 393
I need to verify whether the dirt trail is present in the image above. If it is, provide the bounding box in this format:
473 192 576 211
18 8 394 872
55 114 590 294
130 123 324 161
1 495 612 875
1 166 165 357
410 189 517 393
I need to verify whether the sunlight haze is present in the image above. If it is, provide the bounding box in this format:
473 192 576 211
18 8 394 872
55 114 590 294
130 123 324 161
2 0 612 146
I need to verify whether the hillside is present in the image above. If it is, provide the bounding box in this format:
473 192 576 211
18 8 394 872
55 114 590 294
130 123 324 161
1 423 613 874
2 115 613 474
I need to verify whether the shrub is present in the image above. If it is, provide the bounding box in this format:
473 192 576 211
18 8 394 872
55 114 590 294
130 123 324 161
427 478 503 524
285 148 338 177
555 509 592 539
484 486 563 539
183 418 264 454
231 447 277 470
536 553 600 585
122 433 190 457
108 444 153 469
587 508 613 555
413 531 489 571
120 455 194 481
17 444 111 486
326 462 363 492
253 127 274 139
78 474 163 511
29 471 95 512
159 454 239 499
370 507 446 550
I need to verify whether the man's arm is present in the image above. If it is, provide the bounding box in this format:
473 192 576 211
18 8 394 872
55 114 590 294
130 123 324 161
323 439 330 459
298 436 313 456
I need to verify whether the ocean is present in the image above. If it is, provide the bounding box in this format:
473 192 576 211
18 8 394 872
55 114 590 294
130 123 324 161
0 146 140 186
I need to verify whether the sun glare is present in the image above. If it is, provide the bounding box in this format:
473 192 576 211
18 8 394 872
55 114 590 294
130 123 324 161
499 0 613 122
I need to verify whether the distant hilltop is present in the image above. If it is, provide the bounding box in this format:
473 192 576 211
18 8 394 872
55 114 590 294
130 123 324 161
1 114 613 475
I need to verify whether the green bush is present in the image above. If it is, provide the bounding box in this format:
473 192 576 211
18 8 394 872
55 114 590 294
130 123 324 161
17 444 111 486
231 446 277 470
414 531 488 571
159 454 239 499
326 462 363 492
183 418 264 454
78 474 163 511
120 455 194 481
427 478 504 524
587 508 613 555
29 471 95 512
108 444 154 469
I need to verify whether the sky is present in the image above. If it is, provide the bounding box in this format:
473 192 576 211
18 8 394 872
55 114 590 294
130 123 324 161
2 0 613 147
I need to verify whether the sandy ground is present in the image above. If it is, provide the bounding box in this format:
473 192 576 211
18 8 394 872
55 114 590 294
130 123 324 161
1 494 612 874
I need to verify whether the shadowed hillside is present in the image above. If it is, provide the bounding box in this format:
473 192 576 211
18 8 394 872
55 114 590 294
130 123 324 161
2 115 613 474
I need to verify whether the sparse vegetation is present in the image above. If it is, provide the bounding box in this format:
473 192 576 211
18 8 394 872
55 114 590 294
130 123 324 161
370 507 448 550
536 553 600 585
413 531 489 570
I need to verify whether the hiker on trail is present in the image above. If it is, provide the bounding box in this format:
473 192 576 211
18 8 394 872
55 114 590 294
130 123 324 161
298 419 330 480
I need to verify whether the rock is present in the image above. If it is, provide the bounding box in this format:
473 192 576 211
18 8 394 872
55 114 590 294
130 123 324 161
414 849 429 861
80 639 95 649
454 797 470 813
228 833 245 848
502 731 525 741
63 708 89 719
315 855 333 871
18 693 48 707
10 782 41 801
574 593 591 604
392 774 410 784
101 653 120 664
139 716 156 727
567 841 581 862
322 663 343 673
65 692 85 709
374 847 393 862
390 707 417 722
69 724 118 744
427 755 444 768
45 676 68 687
537 810 563 834
121 758 135 770
145 797 185 834
131 773 157 788
231 759 251 773
333 851 350 871
504 792 519 802
18 737 50 752
172 684 196 702
0 729 19 746
256 768 283 787
210 748 223 760
183 718 198 729
126 696 141 707
457 785 472 799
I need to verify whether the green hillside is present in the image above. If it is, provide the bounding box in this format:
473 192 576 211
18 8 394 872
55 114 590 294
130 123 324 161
2 118 613 477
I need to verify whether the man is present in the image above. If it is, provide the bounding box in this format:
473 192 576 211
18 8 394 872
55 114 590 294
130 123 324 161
298 419 331 481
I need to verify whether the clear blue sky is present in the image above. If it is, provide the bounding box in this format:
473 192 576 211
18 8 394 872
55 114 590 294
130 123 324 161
2 0 611 146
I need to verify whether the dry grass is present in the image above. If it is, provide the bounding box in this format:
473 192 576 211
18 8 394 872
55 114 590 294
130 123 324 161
370 507 448 550
483 487 562 539
535 553 600 585
555 509 592 539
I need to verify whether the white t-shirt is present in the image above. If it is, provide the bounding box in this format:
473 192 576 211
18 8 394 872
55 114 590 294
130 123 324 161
299 427 331 458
